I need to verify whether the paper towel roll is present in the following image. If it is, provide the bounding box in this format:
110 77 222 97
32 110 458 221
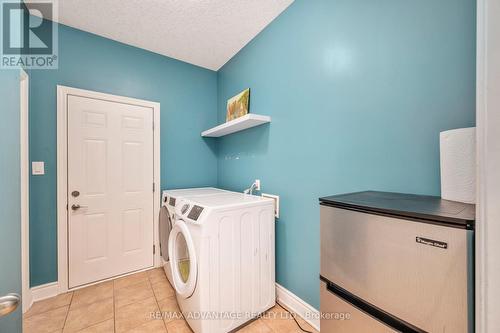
440 127 476 204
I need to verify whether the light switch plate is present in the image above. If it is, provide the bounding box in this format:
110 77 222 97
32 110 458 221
262 193 280 218
32 161 45 175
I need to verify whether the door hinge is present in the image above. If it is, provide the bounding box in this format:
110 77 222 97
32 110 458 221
153 183 156 192
153 245 156 255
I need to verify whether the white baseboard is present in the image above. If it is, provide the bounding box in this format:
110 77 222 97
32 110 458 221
276 283 320 331
31 282 59 303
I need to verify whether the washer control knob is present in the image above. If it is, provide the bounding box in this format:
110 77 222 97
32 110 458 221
181 204 190 215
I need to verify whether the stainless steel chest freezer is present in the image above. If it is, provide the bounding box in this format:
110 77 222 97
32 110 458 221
319 191 475 333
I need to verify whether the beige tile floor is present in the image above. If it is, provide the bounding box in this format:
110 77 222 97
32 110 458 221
23 269 318 333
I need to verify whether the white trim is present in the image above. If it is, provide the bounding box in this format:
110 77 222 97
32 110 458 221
476 0 500 331
30 282 59 303
20 69 32 313
56 86 161 294
475 0 486 325
276 283 320 331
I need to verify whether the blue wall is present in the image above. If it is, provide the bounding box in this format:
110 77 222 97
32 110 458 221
29 23 218 286
28 0 476 309
216 0 476 308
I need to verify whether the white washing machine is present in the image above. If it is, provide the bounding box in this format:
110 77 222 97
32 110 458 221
168 192 276 333
159 188 228 285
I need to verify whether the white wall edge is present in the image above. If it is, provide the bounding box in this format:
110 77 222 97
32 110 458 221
20 69 31 314
476 0 500 330
31 282 60 303
276 283 320 331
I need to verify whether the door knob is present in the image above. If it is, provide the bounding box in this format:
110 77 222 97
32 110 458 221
0 293 20 317
71 204 88 211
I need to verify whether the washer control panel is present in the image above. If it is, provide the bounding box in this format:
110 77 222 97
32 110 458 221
187 205 204 221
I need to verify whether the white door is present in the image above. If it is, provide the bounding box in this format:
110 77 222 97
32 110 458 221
68 95 154 288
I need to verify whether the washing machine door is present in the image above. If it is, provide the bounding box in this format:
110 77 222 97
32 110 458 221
159 206 173 262
168 220 197 299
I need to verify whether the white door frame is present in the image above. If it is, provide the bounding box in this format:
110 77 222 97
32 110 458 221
56 85 161 294
20 69 32 312
475 0 500 331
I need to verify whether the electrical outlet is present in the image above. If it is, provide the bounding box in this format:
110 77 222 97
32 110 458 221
255 179 261 191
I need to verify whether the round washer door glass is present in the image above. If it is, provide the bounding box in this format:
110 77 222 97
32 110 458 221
168 220 197 298
175 232 190 283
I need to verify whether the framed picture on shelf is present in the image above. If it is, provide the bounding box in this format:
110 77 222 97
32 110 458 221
226 88 250 122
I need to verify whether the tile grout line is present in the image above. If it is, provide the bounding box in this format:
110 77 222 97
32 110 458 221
23 304 69 321
61 292 74 332
113 277 153 310
66 287 114 333
73 318 113 333
23 294 73 319
114 270 164 332
148 271 170 332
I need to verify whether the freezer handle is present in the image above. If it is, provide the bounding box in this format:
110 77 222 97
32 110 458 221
320 276 427 333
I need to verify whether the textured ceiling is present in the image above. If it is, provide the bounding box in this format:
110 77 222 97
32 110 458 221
35 0 294 70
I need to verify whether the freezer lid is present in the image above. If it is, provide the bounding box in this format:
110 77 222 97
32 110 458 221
320 191 475 229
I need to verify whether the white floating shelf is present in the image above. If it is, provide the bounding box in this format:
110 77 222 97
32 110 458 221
202 114 271 137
